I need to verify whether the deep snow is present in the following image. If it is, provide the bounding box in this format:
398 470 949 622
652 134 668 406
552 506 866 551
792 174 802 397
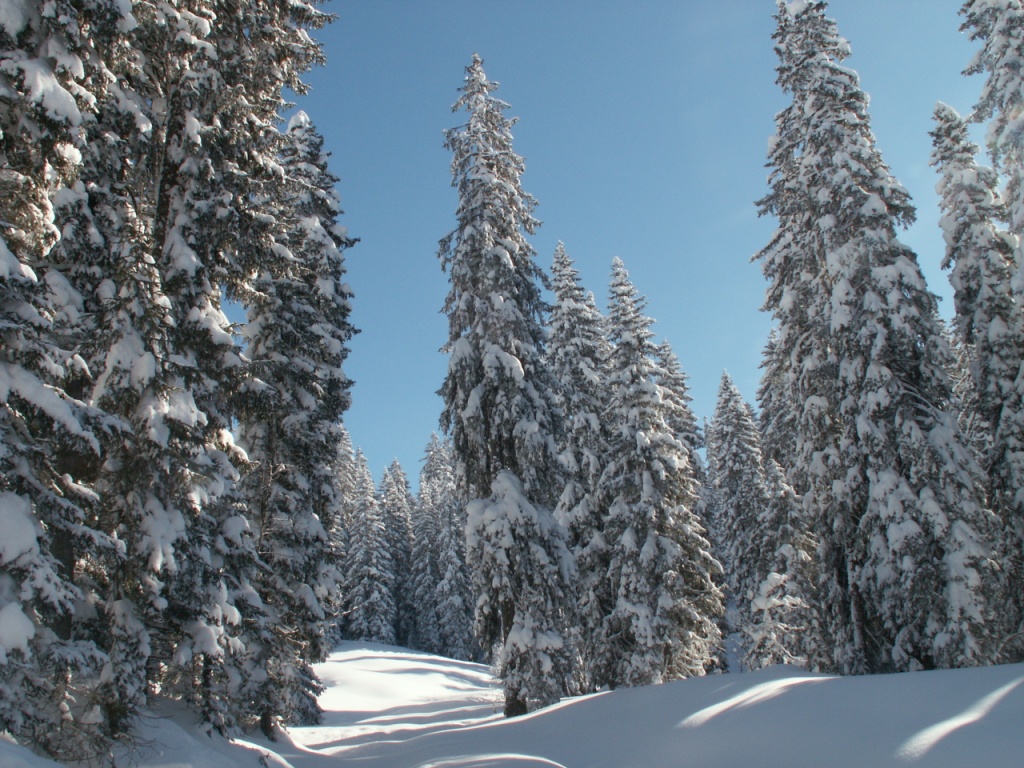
5 641 1024 767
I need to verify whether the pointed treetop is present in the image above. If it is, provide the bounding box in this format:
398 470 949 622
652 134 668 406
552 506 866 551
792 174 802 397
783 0 822 17
287 109 312 131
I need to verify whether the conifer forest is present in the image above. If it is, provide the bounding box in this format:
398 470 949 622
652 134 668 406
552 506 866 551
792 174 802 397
4 0 1024 761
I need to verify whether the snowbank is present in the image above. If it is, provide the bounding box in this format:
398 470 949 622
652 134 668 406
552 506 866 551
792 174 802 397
8 641 1023 768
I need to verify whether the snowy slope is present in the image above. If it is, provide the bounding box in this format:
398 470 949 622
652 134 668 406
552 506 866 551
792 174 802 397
5 641 1023 768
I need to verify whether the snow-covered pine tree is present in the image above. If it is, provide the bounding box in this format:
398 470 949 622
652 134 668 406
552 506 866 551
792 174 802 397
408 487 442 655
326 424 360 644
545 243 608 691
438 54 574 715
706 372 816 670
958 1 1024 659
654 340 718 658
757 0 1001 673
419 435 477 661
756 329 799 473
962 0 1024 237
0 0 124 754
36 0 339 735
654 342 703 472
236 109 355 729
343 452 397 645
57 0 260 733
378 460 416 647
706 374 766 631
945 322 992 461
747 458 819 670
591 258 722 689
548 243 607 532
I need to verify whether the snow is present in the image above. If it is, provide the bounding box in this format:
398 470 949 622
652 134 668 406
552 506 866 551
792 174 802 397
0 602 36 664
0 1 29 39
0 492 40 565
0 363 99 452
8 641 1024 768
0 735 62 768
0 234 34 281
17 59 83 126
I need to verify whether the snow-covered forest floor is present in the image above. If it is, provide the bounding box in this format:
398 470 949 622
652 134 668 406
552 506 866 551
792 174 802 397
5 641 1024 768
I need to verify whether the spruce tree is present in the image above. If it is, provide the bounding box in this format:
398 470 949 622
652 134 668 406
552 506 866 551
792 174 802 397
756 330 799 472
706 372 816 670
74 0 261 731
327 424 360 644
29 0 340 736
748 458 819 670
962 0 1024 236
379 460 416 647
419 435 476 661
654 342 703 469
546 243 608 689
236 110 355 729
958 0 1024 658
592 258 722 688
0 0 123 753
758 0 1001 673
438 54 573 715
706 374 767 626
343 452 397 645
408 488 442 655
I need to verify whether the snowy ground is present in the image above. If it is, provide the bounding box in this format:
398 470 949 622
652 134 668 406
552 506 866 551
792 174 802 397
5 641 1024 767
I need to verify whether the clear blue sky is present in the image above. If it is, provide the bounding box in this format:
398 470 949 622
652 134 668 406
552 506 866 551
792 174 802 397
297 0 985 486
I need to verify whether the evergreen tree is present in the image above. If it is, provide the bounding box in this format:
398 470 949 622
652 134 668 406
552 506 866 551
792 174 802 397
654 342 704 469
236 109 355 730
438 54 573 715
962 0 1024 237
706 372 816 670
706 374 766 623
327 424 360 644
756 329 799 472
548 242 607 535
3 0 347 747
379 460 416 647
343 452 397 645
592 258 722 689
26 0 340 737
546 243 608 690
70 0 249 732
419 435 476 661
757 0 1000 673
746 459 819 670
408 485 442 655
956 1 1024 657
0 0 123 753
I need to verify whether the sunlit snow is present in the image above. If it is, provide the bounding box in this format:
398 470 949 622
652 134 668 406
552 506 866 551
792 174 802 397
5 641 1023 768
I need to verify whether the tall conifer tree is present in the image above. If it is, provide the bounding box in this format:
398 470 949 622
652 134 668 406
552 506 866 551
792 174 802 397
758 0 1000 673
438 54 573 715
237 110 355 730
546 243 608 689
0 0 124 751
343 452 397 645
707 372 816 670
379 460 416 646
959 0 1024 659
592 258 722 688
419 435 476 661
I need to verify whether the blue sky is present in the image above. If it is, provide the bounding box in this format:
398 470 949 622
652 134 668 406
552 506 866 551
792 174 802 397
298 0 985 486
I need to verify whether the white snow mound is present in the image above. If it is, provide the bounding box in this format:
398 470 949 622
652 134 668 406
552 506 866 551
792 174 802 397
6 640 1023 767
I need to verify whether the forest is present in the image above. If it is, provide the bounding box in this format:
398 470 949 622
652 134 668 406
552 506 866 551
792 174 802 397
2 0 1024 763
